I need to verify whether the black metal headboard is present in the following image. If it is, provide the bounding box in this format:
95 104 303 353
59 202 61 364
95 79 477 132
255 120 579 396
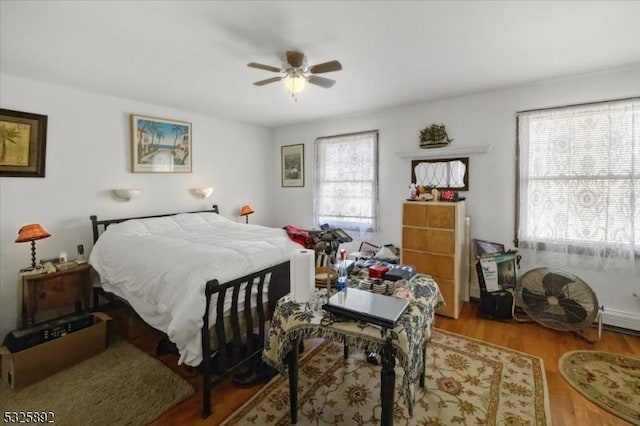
89 204 220 243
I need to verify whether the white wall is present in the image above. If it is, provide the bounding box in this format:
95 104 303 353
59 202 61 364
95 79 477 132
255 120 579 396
3 67 638 337
272 65 640 330
0 74 274 337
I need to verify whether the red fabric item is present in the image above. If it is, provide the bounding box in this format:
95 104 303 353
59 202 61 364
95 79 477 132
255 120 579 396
283 225 316 249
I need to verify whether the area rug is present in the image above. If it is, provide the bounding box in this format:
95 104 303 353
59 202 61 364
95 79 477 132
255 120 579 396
559 350 640 425
0 339 194 425
222 329 551 425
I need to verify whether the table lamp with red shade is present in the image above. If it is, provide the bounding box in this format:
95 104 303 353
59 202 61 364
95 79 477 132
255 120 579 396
15 223 51 270
240 205 254 224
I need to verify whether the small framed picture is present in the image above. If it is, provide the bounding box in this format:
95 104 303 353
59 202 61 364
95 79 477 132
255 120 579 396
130 114 192 173
281 144 304 187
0 108 48 177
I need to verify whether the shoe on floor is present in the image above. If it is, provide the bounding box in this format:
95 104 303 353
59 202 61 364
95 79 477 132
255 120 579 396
232 366 276 388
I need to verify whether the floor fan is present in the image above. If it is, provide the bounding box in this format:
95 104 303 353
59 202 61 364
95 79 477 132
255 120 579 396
513 267 603 342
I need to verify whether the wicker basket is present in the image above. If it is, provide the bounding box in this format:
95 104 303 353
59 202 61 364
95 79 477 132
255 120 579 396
315 266 337 288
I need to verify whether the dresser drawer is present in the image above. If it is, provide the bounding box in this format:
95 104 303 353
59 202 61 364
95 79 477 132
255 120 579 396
402 227 425 251
402 228 454 255
426 205 455 229
424 229 454 254
402 203 427 227
401 250 454 280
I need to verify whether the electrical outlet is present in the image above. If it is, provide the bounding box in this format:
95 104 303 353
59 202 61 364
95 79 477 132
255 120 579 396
77 244 84 256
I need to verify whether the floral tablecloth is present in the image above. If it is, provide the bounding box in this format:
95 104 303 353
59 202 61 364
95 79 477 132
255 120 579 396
263 274 444 414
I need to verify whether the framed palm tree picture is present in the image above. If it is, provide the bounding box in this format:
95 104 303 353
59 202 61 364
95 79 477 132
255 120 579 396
130 114 192 173
0 108 48 177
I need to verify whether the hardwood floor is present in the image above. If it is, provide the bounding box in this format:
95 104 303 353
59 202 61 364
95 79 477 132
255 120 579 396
115 302 639 425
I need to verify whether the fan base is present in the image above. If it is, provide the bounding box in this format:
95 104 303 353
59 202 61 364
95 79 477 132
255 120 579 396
512 301 603 343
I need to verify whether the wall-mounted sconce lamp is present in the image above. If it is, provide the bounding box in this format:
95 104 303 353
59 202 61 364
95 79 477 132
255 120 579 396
240 205 254 224
113 188 142 201
191 187 214 199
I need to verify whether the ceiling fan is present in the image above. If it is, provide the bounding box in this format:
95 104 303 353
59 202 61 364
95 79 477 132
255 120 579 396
247 50 342 98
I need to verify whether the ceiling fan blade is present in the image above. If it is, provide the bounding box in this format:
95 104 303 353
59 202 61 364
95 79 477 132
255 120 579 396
286 51 305 68
309 60 343 74
247 62 282 73
253 76 283 86
307 75 335 88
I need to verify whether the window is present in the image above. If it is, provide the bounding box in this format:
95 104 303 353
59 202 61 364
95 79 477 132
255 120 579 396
517 98 639 260
315 130 378 232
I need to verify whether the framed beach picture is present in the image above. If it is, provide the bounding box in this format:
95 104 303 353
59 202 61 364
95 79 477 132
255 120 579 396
281 144 304 187
0 108 48 177
130 114 192 173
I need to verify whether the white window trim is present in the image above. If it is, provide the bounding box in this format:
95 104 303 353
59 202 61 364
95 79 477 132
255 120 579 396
314 130 379 232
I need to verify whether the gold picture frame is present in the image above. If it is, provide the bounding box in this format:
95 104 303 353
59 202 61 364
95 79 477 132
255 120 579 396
281 144 304 187
0 109 48 177
131 114 192 173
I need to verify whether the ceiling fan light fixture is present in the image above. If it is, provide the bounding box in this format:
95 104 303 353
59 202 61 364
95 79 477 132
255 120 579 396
248 51 341 100
283 72 306 96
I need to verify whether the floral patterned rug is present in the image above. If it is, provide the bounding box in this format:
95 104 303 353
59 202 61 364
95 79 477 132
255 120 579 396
222 329 551 425
559 350 640 425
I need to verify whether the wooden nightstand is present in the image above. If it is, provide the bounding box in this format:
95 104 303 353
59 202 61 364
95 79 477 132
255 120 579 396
21 263 92 327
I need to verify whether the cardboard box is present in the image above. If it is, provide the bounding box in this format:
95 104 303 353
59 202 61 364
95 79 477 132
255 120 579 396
107 305 152 341
0 312 110 390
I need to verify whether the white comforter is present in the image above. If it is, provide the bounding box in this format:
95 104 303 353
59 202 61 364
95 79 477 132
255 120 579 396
89 212 302 366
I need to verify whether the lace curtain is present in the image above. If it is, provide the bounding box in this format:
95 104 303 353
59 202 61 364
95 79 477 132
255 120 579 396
314 130 378 234
517 98 639 272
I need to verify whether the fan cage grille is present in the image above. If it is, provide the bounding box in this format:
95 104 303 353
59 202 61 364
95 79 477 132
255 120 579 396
516 267 599 331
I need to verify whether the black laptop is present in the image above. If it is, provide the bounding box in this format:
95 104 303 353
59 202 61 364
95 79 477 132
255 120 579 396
322 288 410 329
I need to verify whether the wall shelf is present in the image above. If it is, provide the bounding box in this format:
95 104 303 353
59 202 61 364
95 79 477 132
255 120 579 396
396 144 493 159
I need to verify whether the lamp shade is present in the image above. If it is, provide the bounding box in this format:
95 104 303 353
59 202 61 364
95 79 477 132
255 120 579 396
15 224 51 243
192 187 214 199
113 188 142 201
240 205 254 216
284 73 307 95
16 223 51 269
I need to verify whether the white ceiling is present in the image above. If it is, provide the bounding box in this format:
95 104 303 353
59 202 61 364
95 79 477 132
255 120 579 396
2 1 639 128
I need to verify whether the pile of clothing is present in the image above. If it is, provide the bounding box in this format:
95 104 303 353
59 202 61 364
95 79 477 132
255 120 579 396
283 224 318 248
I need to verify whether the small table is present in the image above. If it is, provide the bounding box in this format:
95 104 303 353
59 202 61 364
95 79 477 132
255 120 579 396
263 274 444 426
21 263 92 327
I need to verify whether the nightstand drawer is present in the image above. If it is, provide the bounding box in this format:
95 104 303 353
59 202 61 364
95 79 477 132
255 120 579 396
21 263 92 327
33 275 84 310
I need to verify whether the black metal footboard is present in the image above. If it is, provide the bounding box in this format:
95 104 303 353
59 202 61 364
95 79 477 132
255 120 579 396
200 261 290 418
89 207 292 419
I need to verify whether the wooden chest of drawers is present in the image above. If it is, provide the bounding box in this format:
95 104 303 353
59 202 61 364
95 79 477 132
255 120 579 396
402 201 466 318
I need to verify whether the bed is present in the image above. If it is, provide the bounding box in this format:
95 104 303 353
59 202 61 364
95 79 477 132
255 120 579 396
88 205 299 418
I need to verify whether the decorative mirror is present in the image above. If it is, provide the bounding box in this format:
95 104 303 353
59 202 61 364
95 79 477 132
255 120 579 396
411 157 469 191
